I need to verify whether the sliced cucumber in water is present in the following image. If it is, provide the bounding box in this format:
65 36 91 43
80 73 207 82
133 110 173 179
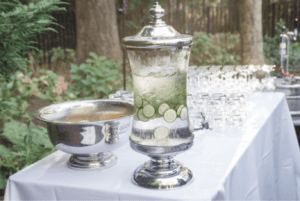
153 126 170 139
177 104 185 116
138 108 149 122
180 107 188 120
150 113 156 119
163 109 177 123
158 103 170 115
135 96 143 108
142 100 149 107
143 104 155 118
154 99 162 109
130 135 140 143
156 113 162 118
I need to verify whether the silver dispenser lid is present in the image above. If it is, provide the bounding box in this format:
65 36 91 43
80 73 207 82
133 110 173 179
122 2 193 50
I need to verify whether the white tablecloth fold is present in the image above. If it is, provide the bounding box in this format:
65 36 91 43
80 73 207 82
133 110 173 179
212 93 300 200
4 92 300 201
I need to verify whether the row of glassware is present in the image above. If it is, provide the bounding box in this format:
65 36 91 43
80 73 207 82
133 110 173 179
187 65 276 96
109 64 276 131
187 65 276 130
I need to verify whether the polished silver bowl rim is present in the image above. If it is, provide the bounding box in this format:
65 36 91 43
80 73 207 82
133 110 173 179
34 99 133 125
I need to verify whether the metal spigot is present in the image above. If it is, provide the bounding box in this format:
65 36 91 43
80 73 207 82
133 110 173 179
279 18 298 83
293 18 298 41
194 112 211 130
280 26 287 69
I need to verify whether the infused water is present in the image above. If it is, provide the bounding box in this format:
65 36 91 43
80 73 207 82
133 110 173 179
131 71 192 146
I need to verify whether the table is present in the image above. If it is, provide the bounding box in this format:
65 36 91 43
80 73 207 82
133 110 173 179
4 92 300 200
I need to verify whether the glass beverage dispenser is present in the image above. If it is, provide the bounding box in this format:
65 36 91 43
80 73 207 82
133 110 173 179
122 2 194 189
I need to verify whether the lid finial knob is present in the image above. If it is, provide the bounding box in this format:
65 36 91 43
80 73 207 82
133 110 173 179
149 2 165 26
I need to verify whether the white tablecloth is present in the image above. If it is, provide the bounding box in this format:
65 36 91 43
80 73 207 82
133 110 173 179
4 92 300 201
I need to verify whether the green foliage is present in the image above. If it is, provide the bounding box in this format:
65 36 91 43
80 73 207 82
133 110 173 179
0 0 67 80
0 74 30 120
191 32 240 65
0 67 70 124
15 69 71 103
48 47 75 65
31 46 75 70
0 120 56 190
68 52 124 100
263 19 300 73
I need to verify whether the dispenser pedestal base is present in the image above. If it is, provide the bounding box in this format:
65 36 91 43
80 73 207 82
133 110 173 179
132 158 193 189
130 139 194 189
67 152 117 171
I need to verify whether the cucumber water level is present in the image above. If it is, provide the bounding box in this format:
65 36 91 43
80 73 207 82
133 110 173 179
131 72 193 146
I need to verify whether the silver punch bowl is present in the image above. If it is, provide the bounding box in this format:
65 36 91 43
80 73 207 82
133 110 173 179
34 99 133 170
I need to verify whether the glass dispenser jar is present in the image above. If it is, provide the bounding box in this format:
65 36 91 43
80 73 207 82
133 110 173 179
123 2 194 189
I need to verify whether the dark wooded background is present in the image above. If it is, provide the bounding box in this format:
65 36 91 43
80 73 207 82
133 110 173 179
33 0 300 54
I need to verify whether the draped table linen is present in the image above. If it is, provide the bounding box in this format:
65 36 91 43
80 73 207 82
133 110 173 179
4 92 300 201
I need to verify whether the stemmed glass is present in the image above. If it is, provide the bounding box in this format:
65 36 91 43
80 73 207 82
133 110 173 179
197 66 210 93
225 94 243 128
261 65 276 92
187 66 198 94
207 93 226 129
208 66 222 94
221 65 234 96
235 65 250 96
187 64 273 132
248 65 261 93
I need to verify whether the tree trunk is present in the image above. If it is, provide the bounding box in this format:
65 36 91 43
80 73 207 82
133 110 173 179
238 0 265 65
75 0 122 64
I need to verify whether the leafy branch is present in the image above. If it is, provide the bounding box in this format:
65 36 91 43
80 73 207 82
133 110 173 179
0 0 67 80
0 22 26 39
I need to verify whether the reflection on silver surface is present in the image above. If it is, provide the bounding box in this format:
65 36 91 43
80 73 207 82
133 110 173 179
34 99 133 170
130 138 193 189
105 121 120 144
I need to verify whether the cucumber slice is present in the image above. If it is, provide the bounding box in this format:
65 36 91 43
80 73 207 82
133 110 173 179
177 104 185 116
153 126 170 139
163 109 177 123
158 103 170 115
130 135 140 143
138 108 149 122
142 100 149 107
133 108 139 119
135 96 143 108
180 107 188 120
150 113 156 119
143 104 155 118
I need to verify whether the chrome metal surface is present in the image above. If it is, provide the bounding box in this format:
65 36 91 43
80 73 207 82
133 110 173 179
34 99 133 170
279 19 298 76
149 2 166 26
122 2 193 49
286 96 300 111
68 152 117 171
130 139 193 189
276 78 300 125
276 78 300 98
